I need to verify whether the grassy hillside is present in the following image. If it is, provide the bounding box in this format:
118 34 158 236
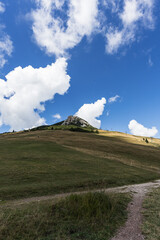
0 129 160 201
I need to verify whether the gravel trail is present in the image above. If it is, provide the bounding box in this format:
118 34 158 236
110 180 160 240
1 180 160 240
1 180 160 207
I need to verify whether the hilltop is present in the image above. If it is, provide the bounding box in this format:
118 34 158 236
30 115 97 133
56 115 92 127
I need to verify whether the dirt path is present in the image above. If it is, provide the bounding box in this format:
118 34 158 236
1 180 160 239
111 180 160 240
2 180 160 208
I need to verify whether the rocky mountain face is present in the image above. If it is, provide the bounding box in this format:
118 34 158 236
61 116 91 128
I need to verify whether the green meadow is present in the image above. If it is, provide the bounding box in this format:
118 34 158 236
0 129 160 201
0 129 160 240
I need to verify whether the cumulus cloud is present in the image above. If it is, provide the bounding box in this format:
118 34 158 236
31 0 99 57
128 120 158 137
108 95 120 103
0 58 70 131
106 0 155 54
75 97 106 128
53 113 61 120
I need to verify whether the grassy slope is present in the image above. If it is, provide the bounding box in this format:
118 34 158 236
0 192 131 240
0 129 160 200
142 187 160 240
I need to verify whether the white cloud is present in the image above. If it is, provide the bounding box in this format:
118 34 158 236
31 0 99 57
0 2 5 13
120 0 154 28
108 95 120 103
120 0 143 25
106 27 135 54
148 56 153 66
106 0 155 54
0 58 70 131
53 113 61 120
29 0 155 56
106 29 123 54
128 120 158 137
75 97 106 128
0 3 13 67
0 34 13 68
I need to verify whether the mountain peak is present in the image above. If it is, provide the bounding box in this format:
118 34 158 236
61 115 92 128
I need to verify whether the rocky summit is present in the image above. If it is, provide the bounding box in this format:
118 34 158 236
61 116 91 127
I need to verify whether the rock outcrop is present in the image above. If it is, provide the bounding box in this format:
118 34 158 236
62 116 91 127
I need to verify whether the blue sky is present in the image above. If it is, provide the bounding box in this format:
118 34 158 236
0 0 160 137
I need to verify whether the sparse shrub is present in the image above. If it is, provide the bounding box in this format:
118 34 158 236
145 138 149 143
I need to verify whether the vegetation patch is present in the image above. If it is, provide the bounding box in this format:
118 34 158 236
142 187 160 240
0 192 131 240
30 124 98 133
